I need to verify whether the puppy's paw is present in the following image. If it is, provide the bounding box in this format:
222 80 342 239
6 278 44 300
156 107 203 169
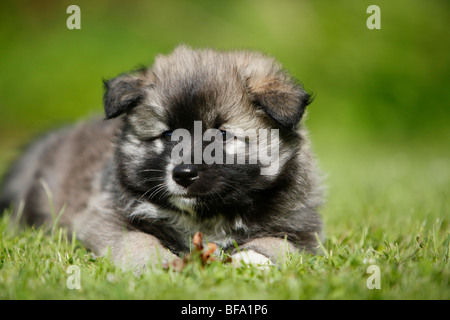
231 250 274 269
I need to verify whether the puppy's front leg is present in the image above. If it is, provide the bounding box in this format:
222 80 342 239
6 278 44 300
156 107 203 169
76 216 177 272
108 230 178 272
232 237 297 267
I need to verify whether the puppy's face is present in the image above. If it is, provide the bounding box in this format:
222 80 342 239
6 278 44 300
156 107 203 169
103 46 311 218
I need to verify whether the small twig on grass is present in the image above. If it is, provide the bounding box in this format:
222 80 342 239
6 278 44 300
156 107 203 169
163 232 232 272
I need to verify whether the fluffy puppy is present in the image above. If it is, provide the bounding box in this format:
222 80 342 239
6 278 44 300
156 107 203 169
0 46 324 270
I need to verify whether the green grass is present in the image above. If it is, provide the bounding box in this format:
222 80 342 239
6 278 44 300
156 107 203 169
0 0 448 300
1 144 448 300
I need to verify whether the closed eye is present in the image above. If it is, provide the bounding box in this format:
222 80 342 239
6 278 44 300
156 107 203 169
161 130 174 142
219 129 233 142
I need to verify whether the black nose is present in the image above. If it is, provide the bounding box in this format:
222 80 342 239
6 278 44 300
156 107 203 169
172 164 199 188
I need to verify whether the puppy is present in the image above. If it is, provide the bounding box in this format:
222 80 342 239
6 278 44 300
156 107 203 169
0 46 324 270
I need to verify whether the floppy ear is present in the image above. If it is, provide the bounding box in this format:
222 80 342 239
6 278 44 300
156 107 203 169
248 77 312 129
103 71 148 119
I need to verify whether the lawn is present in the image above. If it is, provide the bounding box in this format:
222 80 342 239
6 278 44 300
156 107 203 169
0 0 448 300
1 141 448 300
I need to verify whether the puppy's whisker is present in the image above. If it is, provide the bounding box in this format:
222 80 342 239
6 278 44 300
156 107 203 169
138 183 164 202
147 184 167 200
221 181 241 193
157 189 171 202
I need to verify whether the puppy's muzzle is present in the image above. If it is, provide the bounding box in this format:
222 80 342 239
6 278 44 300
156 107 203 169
172 164 199 188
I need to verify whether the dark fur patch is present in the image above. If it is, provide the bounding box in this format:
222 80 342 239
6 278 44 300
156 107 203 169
249 79 312 129
103 72 149 119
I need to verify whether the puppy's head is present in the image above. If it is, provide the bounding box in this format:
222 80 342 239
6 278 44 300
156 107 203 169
103 46 312 218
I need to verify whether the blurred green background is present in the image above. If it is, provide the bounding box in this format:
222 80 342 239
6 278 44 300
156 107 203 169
0 1 449 233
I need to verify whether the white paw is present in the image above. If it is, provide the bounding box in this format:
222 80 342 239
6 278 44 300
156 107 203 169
231 250 274 269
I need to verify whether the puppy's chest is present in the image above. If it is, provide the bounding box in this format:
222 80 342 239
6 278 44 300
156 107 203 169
165 212 245 252
128 201 248 252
